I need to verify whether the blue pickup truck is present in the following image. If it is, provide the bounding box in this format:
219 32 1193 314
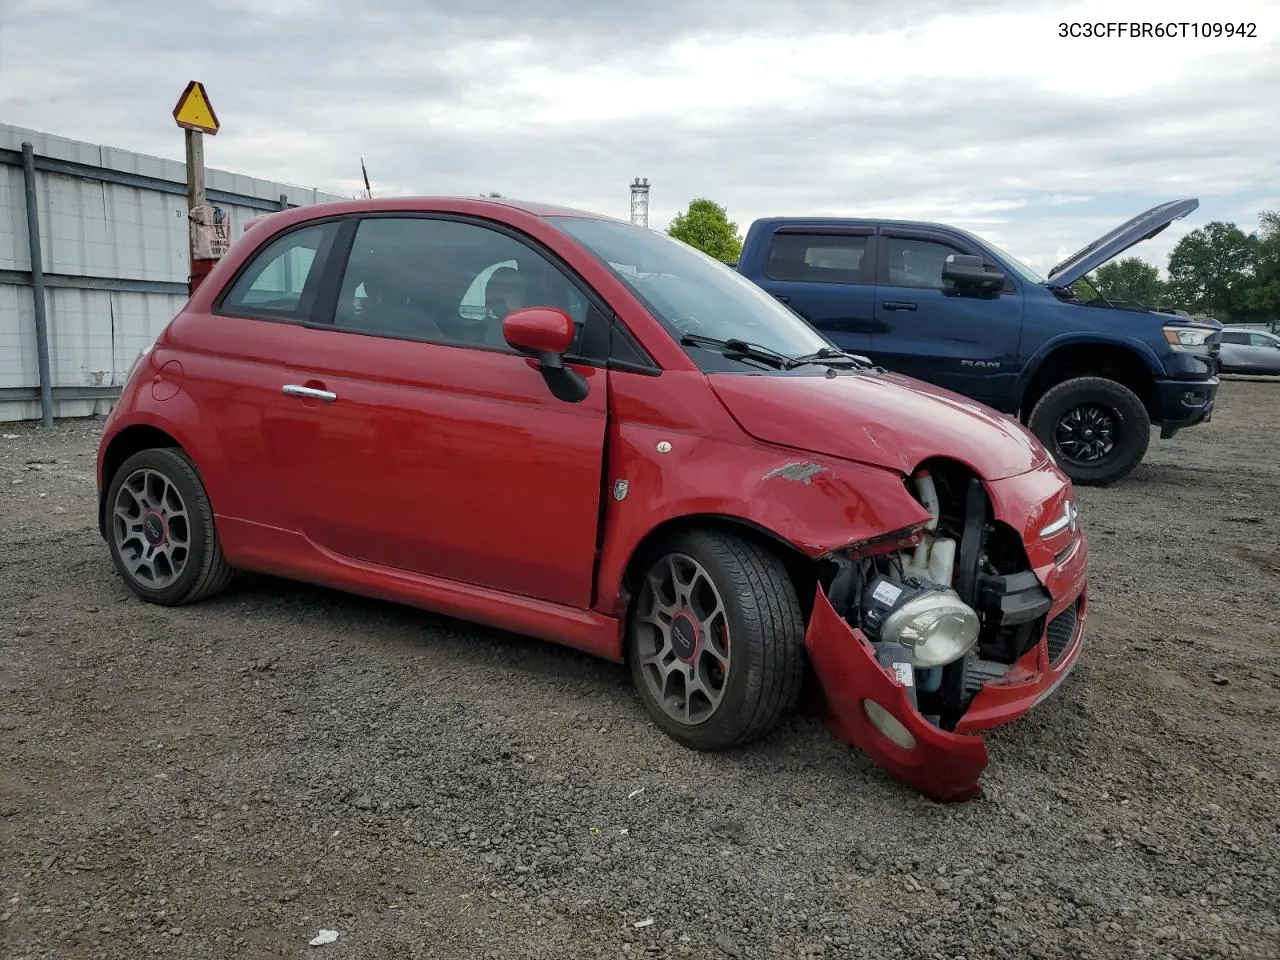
733 200 1221 485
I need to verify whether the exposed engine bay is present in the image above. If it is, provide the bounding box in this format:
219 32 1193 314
824 458 1054 733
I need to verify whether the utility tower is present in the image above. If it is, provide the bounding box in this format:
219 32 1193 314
630 177 650 228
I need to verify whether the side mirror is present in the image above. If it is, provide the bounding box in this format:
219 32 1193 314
942 254 1006 292
502 306 589 403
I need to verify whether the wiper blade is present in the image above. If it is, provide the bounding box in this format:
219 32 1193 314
680 334 792 368
785 346 874 370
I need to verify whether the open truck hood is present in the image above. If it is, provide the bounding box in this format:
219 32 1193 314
708 369 1048 482
1046 198 1198 288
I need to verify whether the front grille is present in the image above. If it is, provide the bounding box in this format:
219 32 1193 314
963 656 1014 696
1046 603 1078 664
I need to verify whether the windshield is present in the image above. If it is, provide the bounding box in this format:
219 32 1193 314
982 238 1046 285
549 216 831 362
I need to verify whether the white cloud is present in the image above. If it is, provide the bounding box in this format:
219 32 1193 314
0 0 1275 276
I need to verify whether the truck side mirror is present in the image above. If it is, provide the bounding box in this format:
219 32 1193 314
942 254 1006 292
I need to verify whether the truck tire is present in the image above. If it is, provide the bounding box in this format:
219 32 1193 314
626 529 806 751
1028 376 1151 486
105 447 236 605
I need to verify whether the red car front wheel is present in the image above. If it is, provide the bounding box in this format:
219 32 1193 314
627 529 806 751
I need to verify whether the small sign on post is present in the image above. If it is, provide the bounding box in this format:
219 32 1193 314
189 204 232 258
173 81 220 134
173 81 221 294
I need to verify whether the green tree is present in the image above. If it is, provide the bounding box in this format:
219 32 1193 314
1089 256 1164 305
666 198 743 263
1069 278 1095 301
1243 209 1280 319
1165 221 1256 319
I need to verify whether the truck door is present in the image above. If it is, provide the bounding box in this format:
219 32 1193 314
870 229 1024 410
748 228 878 354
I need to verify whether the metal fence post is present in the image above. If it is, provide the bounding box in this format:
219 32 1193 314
21 142 54 427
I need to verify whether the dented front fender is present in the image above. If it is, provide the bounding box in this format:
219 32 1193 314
804 586 989 803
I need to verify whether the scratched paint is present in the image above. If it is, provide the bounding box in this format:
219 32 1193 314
762 461 826 484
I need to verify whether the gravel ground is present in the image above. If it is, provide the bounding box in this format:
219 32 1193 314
2 381 1278 960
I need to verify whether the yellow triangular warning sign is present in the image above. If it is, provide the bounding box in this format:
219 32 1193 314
173 81 220 135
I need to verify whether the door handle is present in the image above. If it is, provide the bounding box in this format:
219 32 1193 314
882 301 918 311
282 383 337 402
773 294 791 303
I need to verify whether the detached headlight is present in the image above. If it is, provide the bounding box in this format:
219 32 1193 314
860 576 980 669
1163 326 1213 353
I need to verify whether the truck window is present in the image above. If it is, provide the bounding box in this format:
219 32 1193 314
884 237 966 290
765 233 870 284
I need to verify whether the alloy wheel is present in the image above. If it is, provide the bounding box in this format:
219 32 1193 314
634 553 732 726
1055 404 1117 464
111 467 191 589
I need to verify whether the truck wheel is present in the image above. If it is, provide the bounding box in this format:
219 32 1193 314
1028 377 1150 486
105 447 236 605
627 529 805 751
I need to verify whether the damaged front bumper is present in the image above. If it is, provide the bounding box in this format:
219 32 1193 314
802 463 1089 802
804 587 990 803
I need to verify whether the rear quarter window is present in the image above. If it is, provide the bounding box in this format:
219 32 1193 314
764 233 870 284
217 221 340 321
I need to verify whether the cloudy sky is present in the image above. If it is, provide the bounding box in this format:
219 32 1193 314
2 0 1276 276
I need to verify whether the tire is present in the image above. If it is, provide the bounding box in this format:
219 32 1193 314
1027 376 1151 486
104 447 235 605
626 529 806 751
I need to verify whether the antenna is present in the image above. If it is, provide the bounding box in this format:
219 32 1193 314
630 177 650 228
360 158 372 199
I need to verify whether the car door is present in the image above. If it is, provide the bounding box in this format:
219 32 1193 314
1218 331 1250 370
188 217 347 531
747 228 877 353
263 213 610 610
870 229 1024 408
1247 332 1280 372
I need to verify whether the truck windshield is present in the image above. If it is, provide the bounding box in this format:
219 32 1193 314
982 238 1046 285
549 216 831 362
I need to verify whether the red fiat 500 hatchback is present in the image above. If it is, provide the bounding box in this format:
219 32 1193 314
96 197 1088 801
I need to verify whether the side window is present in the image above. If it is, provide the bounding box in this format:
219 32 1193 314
884 237 972 290
1250 333 1274 347
332 217 592 354
219 222 336 319
765 233 870 284
1221 332 1247 344
460 260 518 320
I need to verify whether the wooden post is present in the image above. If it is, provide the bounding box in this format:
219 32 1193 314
185 128 206 212
185 129 206 295
174 81 219 294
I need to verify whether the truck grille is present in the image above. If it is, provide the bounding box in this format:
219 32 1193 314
1046 604 1078 664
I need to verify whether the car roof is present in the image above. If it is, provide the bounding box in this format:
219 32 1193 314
278 195 622 223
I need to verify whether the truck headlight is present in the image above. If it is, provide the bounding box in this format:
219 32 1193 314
1163 326 1213 353
860 576 980 669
